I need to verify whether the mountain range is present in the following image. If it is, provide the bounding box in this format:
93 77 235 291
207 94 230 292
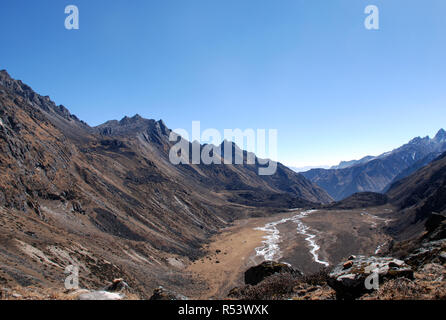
0 70 331 294
302 130 446 201
1 69 445 300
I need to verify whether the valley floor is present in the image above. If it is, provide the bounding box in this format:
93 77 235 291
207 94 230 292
185 214 294 299
183 206 395 299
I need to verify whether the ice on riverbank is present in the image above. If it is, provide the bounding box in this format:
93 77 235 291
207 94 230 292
254 210 329 267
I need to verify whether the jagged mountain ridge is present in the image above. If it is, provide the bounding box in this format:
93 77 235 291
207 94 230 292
92 111 332 205
0 70 331 293
302 131 446 201
330 156 376 170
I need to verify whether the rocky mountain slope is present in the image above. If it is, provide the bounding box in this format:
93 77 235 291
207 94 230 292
0 70 331 295
382 152 443 192
386 151 446 239
302 130 446 201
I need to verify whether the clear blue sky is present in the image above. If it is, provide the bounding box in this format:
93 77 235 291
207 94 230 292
1 0 445 167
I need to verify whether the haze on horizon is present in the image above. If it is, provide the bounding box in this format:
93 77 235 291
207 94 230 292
0 0 445 167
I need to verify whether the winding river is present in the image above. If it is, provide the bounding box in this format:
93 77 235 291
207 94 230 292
254 209 329 267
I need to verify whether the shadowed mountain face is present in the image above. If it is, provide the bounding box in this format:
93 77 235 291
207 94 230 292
323 192 389 210
0 70 331 293
302 131 446 201
94 118 333 205
386 152 446 239
382 152 443 193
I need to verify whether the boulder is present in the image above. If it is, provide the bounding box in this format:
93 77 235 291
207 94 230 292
103 278 130 292
244 261 302 286
328 256 414 300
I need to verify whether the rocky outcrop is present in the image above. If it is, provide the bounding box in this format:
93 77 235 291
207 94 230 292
405 239 446 267
228 267 333 300
244 261 303 286
360 262 446 300
327 256 414 300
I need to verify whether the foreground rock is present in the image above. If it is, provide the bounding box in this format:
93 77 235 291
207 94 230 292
328 256 414 300
244 261 303 286
405 239 446 267
360 263 446 300
229 266 332 300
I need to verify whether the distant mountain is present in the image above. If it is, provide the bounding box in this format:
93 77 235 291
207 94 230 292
0 70 331 293
330 156 376 170
302 130 446 201
289 165 330 173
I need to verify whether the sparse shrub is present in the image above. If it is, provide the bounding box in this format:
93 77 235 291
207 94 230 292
232 267 333 300
301 267 331 286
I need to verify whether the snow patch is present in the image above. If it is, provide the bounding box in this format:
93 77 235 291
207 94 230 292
16 240 61 268
174 196 204 226
47 245 88 271
167 257 185 269
123 249 152 265
375 242 386 254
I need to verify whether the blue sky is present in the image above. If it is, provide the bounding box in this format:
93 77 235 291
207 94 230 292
1 0 445 167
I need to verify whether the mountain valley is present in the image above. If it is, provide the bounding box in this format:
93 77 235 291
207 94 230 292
0 70 445 301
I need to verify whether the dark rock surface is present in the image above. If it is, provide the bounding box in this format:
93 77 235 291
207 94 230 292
244 261 303 286
323 192 388 210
